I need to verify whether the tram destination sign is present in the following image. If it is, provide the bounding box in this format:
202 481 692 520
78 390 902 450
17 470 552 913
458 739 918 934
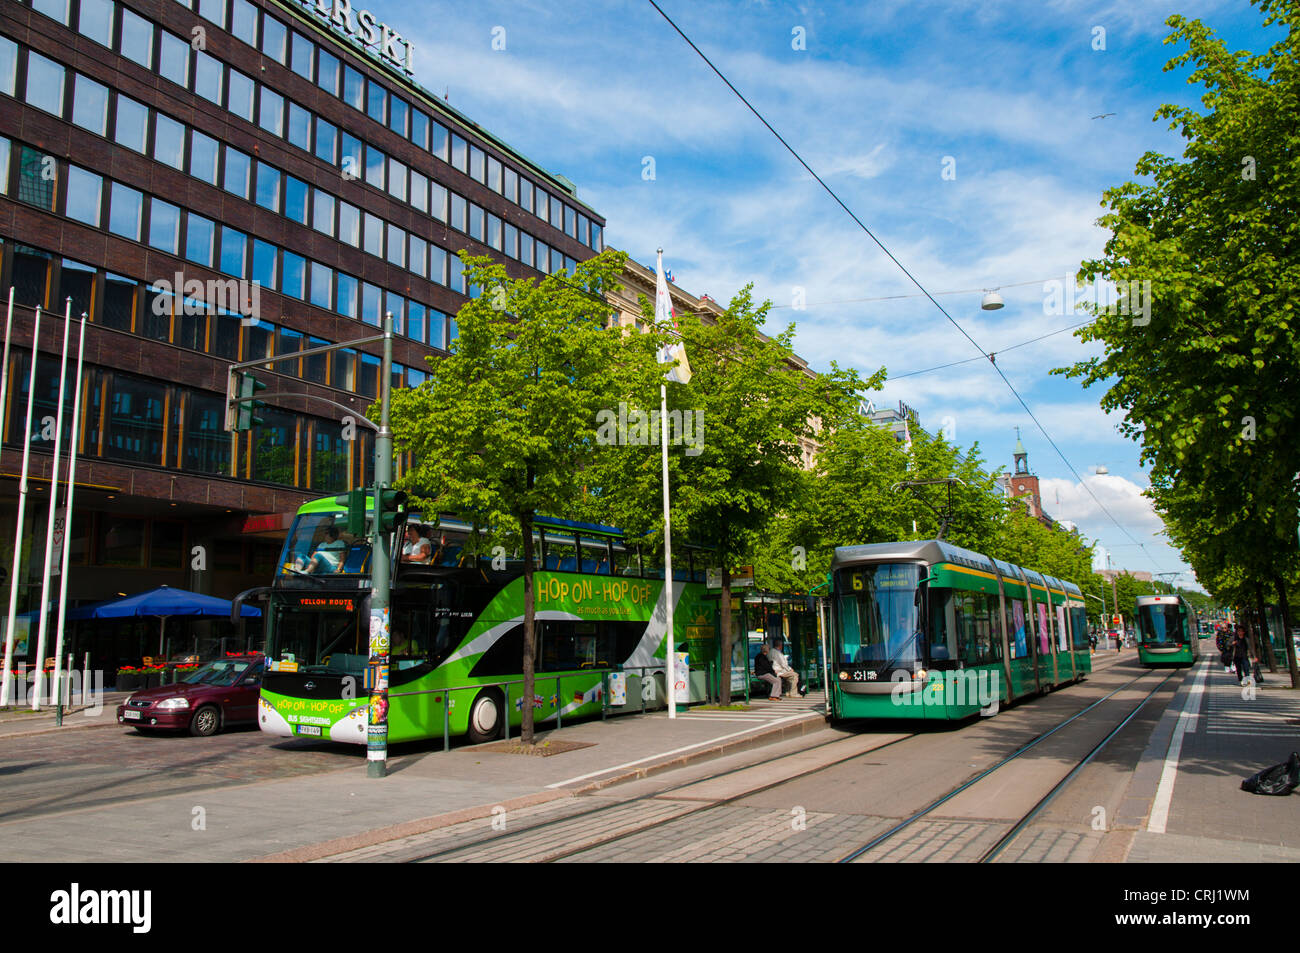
294 0 414 75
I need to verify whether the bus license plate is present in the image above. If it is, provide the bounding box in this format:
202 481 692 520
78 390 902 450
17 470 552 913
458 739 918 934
123 710 141 720
297 725 322 737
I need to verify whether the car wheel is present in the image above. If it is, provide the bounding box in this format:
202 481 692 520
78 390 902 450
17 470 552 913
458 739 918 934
465 689 503 744
189 705 221 737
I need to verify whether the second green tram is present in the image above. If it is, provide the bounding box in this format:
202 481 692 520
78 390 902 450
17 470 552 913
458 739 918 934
1134 594 1200 667
829 540 1091 721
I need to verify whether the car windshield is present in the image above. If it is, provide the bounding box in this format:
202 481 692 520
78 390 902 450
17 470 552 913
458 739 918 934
182 659 256 686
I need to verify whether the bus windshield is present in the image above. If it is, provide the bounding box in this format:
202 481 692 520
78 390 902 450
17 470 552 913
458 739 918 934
278 511 371 576
835 563 926 670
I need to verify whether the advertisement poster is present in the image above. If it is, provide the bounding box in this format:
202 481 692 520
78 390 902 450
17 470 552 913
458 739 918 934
1056 605 1068 650
608 672 627 707
1012 601 1027 658
1037 603 1050 654
673 652 689 703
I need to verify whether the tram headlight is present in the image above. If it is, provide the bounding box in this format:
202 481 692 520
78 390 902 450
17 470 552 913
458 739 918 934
838 671 849 681
914 668 927 682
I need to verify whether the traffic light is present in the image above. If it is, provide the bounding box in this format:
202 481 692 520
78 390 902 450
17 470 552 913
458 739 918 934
334 487 367 537
376 488 407 534
225 372 267 432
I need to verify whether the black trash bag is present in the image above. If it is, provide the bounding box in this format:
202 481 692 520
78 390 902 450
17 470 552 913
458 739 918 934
1241 752 1300 795
1252 661 1264 683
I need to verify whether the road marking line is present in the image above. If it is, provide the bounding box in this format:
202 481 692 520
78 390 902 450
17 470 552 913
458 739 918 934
1147 659 1210 834
544 711 819 789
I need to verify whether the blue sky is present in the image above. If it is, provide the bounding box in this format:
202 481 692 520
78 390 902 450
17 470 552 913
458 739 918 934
362 0 1278 589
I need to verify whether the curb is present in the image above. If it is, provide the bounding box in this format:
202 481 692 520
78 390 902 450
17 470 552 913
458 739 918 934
248 709 829 863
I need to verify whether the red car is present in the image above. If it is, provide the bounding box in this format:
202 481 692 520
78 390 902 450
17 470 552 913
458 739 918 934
116 656 265 736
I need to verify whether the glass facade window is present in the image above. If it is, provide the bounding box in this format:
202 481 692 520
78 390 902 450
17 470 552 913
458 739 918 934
159 31 190 87
450 193 466 233
211 310 239 359
429 245 447 285
389 95 408 136
0 137 8 196
281 251 305 300
230 0 258 46
251 409 297 485
366 79 386 124
190 130 219 184
184 390 229 475
430 121 448 161
220 227 247 278
519 179 533 213
317 49 339 97
11 246 50 307
363 213 382 257
535 190 548 223
340 132 362 178
103 379 166 467
565 206 577 239
365 145 385 189
504 223 518 259
387 157 406 201
251 238 277 291
153 113 186 169
108 182 144 241
469 204 484 241
59 258 95 321
287 101 311 151
550 199 563 231
261 16 287 63
175 297 206 352
360 283 380 326
119 9 154 68
114 95 149 152
315 117 338 164
97 515 147 564
228 69 255 122
223 147 252 199
32 0 71 25
284 175 308 223
303 336 328 384
384 292 405 334
408 235 426 278
0 36 16 96
487 213 502 251
358 352 380 398
102 272 135 331
411 109 429 149
410 170 428 212
338 201 360 246
254 162 280 212
309 261 332 310
71 74 110 136
342 65 363 110
77 0 114 46
335 272 357 319
194 51 224 106
450 134 467 173
519 232 534 268
259 87 284 136
469 145 485 183
25 51 65 117
430 182 447 221
333 348 355 391
290 32 314 81
198 0 227 30
503 167 518 203
312 190 335 237
147 198 181 253
487 156 502 193
185 213 215 267
65 166 102 227
386 224 405 267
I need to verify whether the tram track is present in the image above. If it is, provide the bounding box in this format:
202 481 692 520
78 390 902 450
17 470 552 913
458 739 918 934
386 658 1149 864
836 668 1177 863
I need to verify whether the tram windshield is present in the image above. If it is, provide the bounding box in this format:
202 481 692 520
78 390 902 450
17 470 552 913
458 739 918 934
1137 603 1186 644
835 563 926 669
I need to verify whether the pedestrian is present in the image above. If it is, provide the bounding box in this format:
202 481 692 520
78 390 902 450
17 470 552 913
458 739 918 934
769 638 802 697
754 642 782 700
1216 628 1232 673
1232 625 1251 685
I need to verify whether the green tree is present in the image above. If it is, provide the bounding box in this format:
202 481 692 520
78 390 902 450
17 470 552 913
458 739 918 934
1055 1 1300 685
388 250 662 742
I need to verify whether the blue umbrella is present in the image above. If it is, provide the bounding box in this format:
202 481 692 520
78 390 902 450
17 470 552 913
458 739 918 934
67 586 260 655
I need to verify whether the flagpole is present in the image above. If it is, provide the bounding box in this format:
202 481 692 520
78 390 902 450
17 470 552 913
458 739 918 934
2 306 43 708
32 298 73 709
52 314 87 722
658 249 676 720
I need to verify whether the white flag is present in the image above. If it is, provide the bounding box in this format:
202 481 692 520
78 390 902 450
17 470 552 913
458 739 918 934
656 253 691 384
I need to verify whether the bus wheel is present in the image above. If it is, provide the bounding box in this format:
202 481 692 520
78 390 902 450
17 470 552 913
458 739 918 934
466 690 503 743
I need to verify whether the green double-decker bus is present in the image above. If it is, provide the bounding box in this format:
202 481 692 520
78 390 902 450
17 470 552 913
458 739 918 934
829 540 1091 721
1134 594 1200 668
250 495 719 745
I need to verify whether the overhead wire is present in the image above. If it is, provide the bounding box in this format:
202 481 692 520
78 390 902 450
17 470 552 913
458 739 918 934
644 0 1165 570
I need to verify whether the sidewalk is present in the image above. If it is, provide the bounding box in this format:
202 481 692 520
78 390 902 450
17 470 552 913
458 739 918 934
1118 658 1300 862
0 692 130 736
0 691 830 863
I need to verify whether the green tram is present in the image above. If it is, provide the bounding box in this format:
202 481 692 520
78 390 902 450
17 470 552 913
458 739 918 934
1134 594 1200 668
829 540 1091 721
246 496 718 745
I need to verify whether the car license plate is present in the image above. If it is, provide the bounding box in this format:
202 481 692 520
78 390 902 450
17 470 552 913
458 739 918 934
123 710 141 720
297 725 322 736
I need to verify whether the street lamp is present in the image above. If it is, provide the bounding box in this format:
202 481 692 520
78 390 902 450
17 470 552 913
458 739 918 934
981 290 1005 311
